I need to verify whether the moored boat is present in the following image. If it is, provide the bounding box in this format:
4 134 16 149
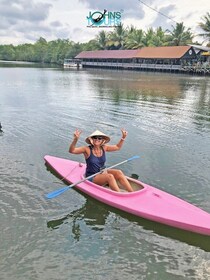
63 59 81 68
44 155 210 236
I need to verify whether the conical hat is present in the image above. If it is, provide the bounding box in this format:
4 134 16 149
85 130 110 144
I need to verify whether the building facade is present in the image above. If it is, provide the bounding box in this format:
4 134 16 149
73 46 210 75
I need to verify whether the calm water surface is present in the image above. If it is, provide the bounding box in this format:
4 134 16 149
0 64 210 280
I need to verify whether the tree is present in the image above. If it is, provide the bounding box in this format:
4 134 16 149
144 28 156 46
34 37 48 62
82 40 99 51
106 23 127 49
0 45 16 60
96 30 108 50
124 28 145 49
153 27 167 46
65 42 83 58
198 12 210 44
165 22 194 46
15 44 35 61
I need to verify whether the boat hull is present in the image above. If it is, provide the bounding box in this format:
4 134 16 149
44 155 210 236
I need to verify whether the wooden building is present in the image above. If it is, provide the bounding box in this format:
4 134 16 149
75 46 198 73
73 46 210 75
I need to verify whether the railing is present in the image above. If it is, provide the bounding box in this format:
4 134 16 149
81 61 182 71
73 61 209 75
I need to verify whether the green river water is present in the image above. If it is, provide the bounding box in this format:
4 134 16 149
0 62 210 279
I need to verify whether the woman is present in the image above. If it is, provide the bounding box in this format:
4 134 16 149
69 129 134 192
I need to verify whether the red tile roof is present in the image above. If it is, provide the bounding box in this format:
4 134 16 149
135 46 192 59
75 49 139 59
75 46 192 59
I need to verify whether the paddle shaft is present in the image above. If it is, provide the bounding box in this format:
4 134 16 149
45 155 139 199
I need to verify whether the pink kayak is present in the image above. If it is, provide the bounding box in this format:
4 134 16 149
44 155 210 236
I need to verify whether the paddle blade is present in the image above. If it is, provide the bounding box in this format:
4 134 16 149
45 186 70 199
127 155 140 161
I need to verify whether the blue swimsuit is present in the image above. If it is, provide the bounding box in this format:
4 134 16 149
85 146 106 179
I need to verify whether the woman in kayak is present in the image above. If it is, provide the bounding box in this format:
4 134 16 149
69 129 134 192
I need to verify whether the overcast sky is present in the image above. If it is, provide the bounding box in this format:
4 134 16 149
0 0 209 45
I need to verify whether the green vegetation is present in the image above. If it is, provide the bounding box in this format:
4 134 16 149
0 38 84 65
0 13 209 65
198 12 210 43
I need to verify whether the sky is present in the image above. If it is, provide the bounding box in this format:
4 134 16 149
0 0 209 45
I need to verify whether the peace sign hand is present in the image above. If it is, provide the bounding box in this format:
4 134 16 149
121 128 128 139
74 129 82 140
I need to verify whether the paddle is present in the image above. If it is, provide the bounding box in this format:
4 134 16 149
45 155 139 199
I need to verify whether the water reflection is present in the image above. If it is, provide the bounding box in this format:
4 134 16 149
84 69 210 142
0 60 59 68
47 198 109 241
47 190 210 252
87 69 188 98
119 211 210 253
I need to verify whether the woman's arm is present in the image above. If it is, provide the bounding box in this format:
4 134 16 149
104 129 128 152
69 129 87 154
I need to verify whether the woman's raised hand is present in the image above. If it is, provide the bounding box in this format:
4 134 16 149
121 128 128 139
74 129 82 139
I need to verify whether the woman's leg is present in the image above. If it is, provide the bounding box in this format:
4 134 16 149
93 173 120 192
107 169 134 192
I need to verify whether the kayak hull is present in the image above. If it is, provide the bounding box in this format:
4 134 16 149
44 155 210 236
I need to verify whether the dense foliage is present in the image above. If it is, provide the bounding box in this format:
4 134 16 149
0 14 209 65
0 38 84 64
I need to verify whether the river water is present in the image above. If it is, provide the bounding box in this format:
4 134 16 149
0 62 210 280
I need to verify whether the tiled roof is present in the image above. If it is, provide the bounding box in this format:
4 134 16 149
75 49 139 59
75 46 192 59
135 46 192 59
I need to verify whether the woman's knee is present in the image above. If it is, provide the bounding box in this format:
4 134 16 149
107 173 115 183
115 170 124 179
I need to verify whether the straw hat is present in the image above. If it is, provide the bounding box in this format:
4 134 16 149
85 130 110 144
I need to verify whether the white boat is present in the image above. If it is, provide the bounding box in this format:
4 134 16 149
63 59 81 68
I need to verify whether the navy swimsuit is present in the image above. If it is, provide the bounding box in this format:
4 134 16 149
85 146 106 179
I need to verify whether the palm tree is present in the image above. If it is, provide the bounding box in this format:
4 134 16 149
198 12 210 44
124 28 145 49
144 28 155 46
106 23 128 49
166 22 194 46
153 27 167 46
96 30 108 50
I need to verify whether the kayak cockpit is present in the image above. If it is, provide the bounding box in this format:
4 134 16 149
103 177 145 192
81 173 145 193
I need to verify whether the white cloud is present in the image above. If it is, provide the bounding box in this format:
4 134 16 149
0 0 209 45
